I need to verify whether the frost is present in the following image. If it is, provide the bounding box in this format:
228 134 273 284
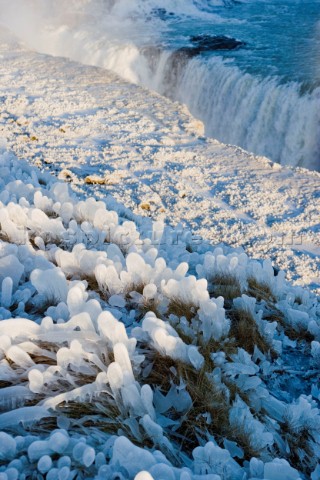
0 433 16 460
31 267 68 303
141 312 204 367
0 407 51 429
0 256 24 288
311 341 320 367
111 437 156 477
37 455 53 474
264 459 301 480
28 369 44 393
193 442 242 479
49 431 69 454
1 277 13 308
0 150 318 478
229 397 274 451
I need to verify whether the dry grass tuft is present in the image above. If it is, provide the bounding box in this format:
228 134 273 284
199 336 237 363
29 354 57 366
126 282 146 297
143 347 260 459
228 307 271 355
264 306 313 342
139 297 160 319
167 297 197 322
281 420 315 477
25 296 60 316
209 273 242 305
125 282 161 318
81 274 101 295
247 277 276 303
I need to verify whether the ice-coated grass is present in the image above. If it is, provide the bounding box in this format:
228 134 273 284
228 307 272 356
0 150 319 479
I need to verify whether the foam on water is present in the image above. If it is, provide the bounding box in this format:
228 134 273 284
0 0 319 170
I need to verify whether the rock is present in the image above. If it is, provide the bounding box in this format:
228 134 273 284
175 35 246 60
84 175 106 185
190 34 245 51
139 202 151 211
59 169 73 182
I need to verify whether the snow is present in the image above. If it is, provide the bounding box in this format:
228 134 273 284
0 150 316 479
0 29 319 294
0 25 318 480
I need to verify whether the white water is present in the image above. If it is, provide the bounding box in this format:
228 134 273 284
0 0 319 170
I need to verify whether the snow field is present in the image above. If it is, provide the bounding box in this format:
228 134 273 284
0 149 319 479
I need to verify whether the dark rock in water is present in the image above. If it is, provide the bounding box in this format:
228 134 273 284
174 35 245 60
190 34 246 52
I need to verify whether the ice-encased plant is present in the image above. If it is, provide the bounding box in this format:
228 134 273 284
0 151 319 479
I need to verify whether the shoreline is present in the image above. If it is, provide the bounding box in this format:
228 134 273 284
0 31 319 293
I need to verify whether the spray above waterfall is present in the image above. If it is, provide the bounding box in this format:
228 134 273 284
0 0 319 171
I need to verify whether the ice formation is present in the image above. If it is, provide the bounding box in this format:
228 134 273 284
0 149 319 479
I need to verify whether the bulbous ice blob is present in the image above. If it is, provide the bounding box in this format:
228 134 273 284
72 442 87 463
57 456 71 469
150 464 175 480
31 267 68 303
1 277 13 308
82 446 95 467
67 285 84 316
6 346 34 368
143 284 157 301
114 343 134 383
98 311 129 347
37 455 52 474
49 431 69 454
107 362 124 393
264 459 300 480
0 432 16 460
141 384 155 420
28 441 51 462
58 466 70 480
28 369 44 394
0 335 11 355
122 383 145 416
111 437 156 477
46 468 59 480
0 256 24 289
175 262 188 278
134 473 154 480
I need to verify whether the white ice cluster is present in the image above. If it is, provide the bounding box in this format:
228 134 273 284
0 150 319 479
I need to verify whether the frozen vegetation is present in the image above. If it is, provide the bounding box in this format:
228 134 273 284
0 148 319 479
0 20 319 480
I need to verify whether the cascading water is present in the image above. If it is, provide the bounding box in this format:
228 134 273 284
141 53 320 170
0 0 319 171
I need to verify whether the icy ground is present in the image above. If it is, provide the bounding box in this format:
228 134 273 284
0 30 319 480
0 30 319 293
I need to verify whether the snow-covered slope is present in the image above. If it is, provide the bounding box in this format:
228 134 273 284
0 32 319 294
0 137 320 480
0 29 319 480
